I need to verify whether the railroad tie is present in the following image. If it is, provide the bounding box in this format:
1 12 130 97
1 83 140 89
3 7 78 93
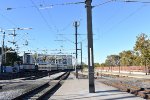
129 86 141 95
138 91 148 99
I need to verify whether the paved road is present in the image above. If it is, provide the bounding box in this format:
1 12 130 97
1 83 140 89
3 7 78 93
50 73 144 100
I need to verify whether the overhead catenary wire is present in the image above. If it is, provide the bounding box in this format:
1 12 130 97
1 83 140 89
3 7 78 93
119 0 150 3
93 0 116 8
28 1 84 33
44 8 59 33
56 33 75 44
39 1 84 9
42 1 61 34
30 0 52 31
93 0 150 8
93 0 149 37
103 4 146 35
0 13 17 27
44 7 73 34
5 1 85 11
59 22 72 32
1 0 149 56
91 0 149 33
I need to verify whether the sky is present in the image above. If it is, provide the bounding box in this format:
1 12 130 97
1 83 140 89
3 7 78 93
0 0 150 64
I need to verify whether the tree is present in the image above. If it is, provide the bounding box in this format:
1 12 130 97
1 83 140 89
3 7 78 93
119 50 135 66
100 63 106 67
82 62 88 69
0 47 19 66
94 63 100 67
100 33 150 73
42 54 47 62
132 52 141 66
105 55 120 66
134 33 150 74
32 53 38 64
5 52 18 66
134 33 150 66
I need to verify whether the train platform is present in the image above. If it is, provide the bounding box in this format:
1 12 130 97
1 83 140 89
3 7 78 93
50 73 144 100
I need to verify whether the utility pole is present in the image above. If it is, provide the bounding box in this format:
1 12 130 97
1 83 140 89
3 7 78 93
8 29 17 45
1 31 5 73
77 42 83 71
5 46 7 64
80 42 83 72
8 27 32 58
73 21 80 78
85 0 95 93
8 28 32 45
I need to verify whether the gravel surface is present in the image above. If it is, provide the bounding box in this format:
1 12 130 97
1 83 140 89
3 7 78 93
0 78 50 99
0 72 65 99
99 76 150 89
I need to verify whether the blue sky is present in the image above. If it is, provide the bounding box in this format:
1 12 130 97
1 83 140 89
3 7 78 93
0 0 150 64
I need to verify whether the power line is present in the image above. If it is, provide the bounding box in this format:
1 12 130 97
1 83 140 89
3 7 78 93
30 0 52 30
119 0 150 3
60 22 72 32
41 1 62 34
93 0 115 8
103 4 146 35
5 6 35 11
39 1 85 8
56 34 75 44
93 0 150 8
29 1 84 32
44 7 60 33
94 0 149 37
5 1 84 11
0 13 17 27
44 7 72 33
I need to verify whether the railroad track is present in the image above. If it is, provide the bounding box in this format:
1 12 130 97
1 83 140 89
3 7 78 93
0 70 60 80
20 71 60 80
12 72 70 100
98 74 150 99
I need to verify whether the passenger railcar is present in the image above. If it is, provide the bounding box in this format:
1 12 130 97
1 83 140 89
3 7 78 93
38 63 58 71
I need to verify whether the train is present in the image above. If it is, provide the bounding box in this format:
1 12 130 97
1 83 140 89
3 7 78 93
20 63 74 72
38 63 74 71
20 54 76 72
